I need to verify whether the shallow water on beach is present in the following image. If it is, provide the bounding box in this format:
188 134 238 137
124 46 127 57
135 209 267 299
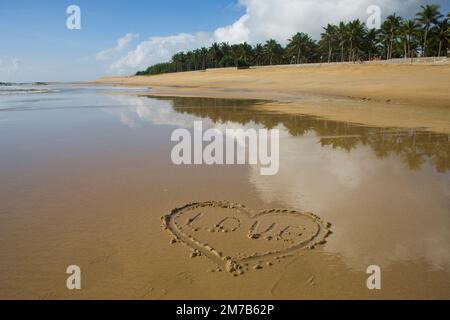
0 85 449 299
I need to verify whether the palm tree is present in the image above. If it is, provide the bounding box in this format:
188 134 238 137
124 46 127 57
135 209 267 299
237 42 253 62
402 20 420 59
230 44 241 61
287 32 314 64
185 51 195 71
219 42 232 58
337 22 348 62
363 28 380 60
253 44 265 66
416 4 442 57
347 19 366 62
321 24 338 63
208 43 222 68
192 49 203 70
381 14 403 59
264 39 283 65
172 52 186 72
432 19 449 57
199 47 208 70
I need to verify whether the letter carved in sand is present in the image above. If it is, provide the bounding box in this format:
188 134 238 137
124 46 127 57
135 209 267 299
161 201 332 276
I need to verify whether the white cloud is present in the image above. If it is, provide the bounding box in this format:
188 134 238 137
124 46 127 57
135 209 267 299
108 32 212 74
214 13 250 44
106 0 439 74
215 0 434 44
96 33 139 61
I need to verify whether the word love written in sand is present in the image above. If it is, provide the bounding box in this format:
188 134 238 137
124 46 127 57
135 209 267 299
161 201 332 276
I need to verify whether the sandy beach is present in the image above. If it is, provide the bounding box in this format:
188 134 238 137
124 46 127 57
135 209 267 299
97 61 450 134
3 0 450 305
1 83 450 300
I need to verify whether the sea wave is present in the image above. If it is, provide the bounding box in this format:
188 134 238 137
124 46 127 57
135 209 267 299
0 88 61 95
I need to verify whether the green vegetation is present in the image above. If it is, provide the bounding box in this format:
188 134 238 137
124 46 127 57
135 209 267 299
136 4 449 76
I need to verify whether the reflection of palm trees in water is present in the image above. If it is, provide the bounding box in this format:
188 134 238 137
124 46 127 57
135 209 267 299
151 96 449 173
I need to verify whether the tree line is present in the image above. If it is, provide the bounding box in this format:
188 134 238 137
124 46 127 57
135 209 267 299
136 5 449 76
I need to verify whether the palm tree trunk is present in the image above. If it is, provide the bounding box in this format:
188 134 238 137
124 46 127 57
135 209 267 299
328 40 331 63
407 36 411 58
389 41 392 59
297 47 301 64
341 44 344 62
408 38 413 63
423 26 429 57
438 41 442 57
349 41 353 62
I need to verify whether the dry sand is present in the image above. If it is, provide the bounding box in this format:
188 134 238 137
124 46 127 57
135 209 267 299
97 62 450 134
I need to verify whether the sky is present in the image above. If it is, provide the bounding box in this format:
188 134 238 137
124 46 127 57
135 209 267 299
0 0 448 82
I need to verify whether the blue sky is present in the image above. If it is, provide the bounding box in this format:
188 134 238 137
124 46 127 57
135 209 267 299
0 0 243 82
0 0 448 82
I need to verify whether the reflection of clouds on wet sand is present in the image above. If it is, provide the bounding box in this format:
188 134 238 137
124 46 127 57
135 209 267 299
104 95 203 129
249 128 450 271
105 95 270 138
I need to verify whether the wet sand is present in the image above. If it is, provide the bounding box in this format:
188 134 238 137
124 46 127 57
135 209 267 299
97 63 450 134
0 88 449 299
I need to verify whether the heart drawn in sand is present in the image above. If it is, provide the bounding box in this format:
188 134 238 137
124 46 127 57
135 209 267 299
161 201 332 275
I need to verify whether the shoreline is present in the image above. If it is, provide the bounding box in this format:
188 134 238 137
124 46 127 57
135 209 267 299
96 62 450 134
